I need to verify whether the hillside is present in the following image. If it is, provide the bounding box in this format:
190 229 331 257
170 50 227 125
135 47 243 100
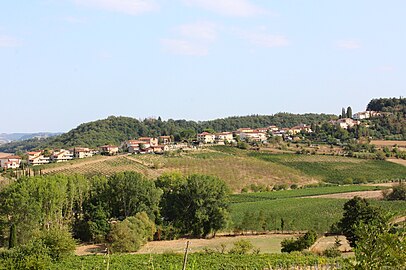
39 147 406 191
0 113 335 152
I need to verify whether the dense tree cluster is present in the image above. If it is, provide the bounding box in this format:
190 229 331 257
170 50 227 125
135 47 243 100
0 171 230 256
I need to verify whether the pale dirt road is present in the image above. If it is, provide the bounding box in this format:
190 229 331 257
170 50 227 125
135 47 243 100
387 158 406 167
305 190 385 200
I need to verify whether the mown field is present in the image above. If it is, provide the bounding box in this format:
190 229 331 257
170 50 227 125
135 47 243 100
41 146 406 191
52 253 343 270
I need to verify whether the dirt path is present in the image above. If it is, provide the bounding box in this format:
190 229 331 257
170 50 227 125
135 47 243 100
387 158 406 167
305 190 385 199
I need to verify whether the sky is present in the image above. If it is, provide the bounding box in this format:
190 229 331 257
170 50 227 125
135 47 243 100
0 0 405 133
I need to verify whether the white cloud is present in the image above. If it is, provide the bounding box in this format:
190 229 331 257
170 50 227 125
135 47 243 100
177 21 217 41
183 0 264 17
162 21 218 56
161 39 208 56
237 29 289 48
0 35 21 48
337 40 361 50
73 0 159 15
62 16 86 24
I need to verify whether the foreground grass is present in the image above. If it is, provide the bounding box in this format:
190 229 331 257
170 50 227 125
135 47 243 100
230 197 406 233
53 253 344 270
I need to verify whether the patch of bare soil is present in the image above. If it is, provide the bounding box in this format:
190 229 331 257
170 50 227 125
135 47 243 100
310 235 351 254
75 244 107 256
137 234 296 254
306 190 385 200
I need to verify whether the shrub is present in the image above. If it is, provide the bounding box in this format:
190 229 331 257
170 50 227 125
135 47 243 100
384 183 406 201
107 212 156 253
34 228 76 260
323 247 341 258
281 230 318 253
229 240 253 254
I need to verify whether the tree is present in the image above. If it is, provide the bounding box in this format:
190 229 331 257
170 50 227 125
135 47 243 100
346 106 353 118
281 230 318 253
341 108 346 119
159 174 230 237
107 212 156 253
334 197 384 247
8 224 17 249
107 171 162 219
353 216 406 269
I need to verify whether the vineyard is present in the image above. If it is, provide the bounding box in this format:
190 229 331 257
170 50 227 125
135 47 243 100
230 195 406 233
248 152 406 184
52 253 344 270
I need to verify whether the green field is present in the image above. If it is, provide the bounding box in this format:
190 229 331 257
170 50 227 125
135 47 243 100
51 253 343 270
248 152 406 184
230 186 406 233
230 185 386 203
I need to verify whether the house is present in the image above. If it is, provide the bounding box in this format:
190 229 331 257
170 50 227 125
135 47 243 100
121 140 144 153
256 127 269 133
73 147 93 159
52 149 74 163
239 130 267 142
353 111 379 120
0 155 21 169
290 124 312 135
215 132 234 143
197 132 216 144
268 125 279 132
159 136 172 145
152 145 169 154
138 137 158 147
100 145 119 155
332 118 360 129
27 151 51 166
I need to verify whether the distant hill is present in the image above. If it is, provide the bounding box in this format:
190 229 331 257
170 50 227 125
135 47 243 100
0 113 335 152
0 132 61 145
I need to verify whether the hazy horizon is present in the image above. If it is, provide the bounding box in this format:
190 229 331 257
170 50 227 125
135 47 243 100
1 1 405 133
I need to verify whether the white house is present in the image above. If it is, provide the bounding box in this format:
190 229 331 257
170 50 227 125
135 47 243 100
215 132 234 143
0 155 21 169
197 132 216 144
353 111 379 120
73 147 93 159
52 149 74 163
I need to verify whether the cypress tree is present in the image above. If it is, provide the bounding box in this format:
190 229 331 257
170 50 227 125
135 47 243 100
346 106 353 118
341 108 346 118
8 224 17 249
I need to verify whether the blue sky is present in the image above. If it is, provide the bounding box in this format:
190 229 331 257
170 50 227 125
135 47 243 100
0 0 405 132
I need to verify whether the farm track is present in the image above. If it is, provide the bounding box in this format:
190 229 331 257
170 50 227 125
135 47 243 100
303 190 385 200
388 158 406 166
